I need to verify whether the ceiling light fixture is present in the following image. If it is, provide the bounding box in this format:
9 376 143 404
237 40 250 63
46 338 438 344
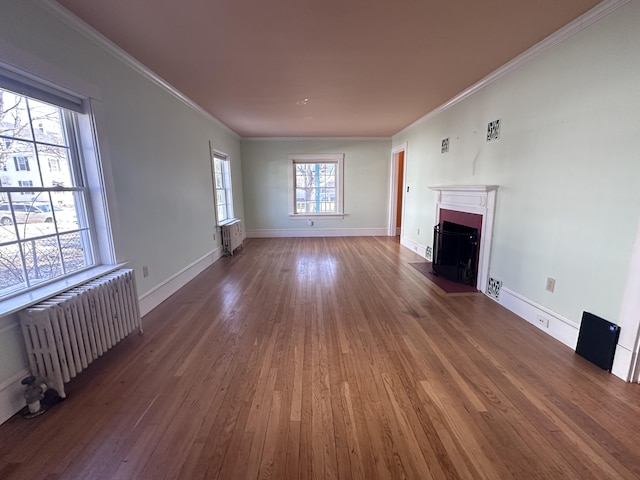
296 98 309 106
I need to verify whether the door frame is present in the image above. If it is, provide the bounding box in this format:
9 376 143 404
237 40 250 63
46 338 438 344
387 143 407 237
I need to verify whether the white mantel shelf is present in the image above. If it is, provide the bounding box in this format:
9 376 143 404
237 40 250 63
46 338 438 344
429 185 499 294
429 185 499 192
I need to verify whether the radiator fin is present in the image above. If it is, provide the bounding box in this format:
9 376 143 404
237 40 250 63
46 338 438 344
19 268 142 398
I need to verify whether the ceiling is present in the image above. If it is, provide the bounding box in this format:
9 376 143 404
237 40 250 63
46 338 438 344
55 0 601 138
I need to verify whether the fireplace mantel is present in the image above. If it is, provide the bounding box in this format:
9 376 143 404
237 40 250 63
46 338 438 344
429 185 498 294
429 185 499 192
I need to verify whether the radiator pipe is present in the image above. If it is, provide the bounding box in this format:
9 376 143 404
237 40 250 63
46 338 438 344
21 376 46 418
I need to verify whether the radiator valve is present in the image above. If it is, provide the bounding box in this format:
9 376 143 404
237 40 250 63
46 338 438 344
21 376 46 418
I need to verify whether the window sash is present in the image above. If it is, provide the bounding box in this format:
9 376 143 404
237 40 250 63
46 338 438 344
288 154 344 217
0 83 96 300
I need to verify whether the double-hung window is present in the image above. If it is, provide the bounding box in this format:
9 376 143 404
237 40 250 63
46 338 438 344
0 75 97 300
288 153 344 217
212 149 233 224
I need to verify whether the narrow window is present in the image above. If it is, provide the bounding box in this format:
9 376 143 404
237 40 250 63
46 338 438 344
212 150 233 224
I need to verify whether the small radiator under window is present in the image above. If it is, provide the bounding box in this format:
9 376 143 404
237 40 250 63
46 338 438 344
221 219 244 256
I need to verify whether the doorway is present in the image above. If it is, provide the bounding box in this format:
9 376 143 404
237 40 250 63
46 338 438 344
388 144 407 237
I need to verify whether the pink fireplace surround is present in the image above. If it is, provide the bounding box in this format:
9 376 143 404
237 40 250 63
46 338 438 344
429 185 498 293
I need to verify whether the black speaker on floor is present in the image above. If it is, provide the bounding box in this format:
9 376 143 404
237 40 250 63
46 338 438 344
575 311 620 372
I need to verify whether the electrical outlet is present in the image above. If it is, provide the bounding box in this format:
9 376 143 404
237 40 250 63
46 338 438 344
546 277 555 293
142 265 149 278
536 315 550 328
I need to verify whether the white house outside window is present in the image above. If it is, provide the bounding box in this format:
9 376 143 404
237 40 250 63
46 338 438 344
288 153 344 218
0 80 97 300
213 151 233 224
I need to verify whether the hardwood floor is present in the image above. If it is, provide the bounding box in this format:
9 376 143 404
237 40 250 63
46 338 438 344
1 236 640 479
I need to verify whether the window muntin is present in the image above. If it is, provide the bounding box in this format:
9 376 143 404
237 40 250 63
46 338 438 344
0 86 95 299
288 154 344 217
213 151 233 224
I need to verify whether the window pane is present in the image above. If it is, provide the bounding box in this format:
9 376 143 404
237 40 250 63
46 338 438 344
59 232 87 273
217 204 226 222
50 190 80 232
0 91 33 141
0 243 26 294
14 212 54 241
294 163 337 214
22 236 63 285
28 99 65 145
3 142 40 189
37 144 72 187
0 216 18 242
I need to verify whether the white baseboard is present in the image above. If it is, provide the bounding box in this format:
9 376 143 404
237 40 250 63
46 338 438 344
496 287 579 350
0 368 30 425
495 287 632 381
612 344 635 381
247 228 388 238
139 248 222 317
400 236 430 259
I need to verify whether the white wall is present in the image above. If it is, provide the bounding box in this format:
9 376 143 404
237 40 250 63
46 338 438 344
241 139 391 236
393 1 640 374
0 0 243 422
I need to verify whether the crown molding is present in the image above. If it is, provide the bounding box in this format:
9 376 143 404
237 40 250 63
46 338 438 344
241 136 391 142
394 0 631 138
35 0 240 139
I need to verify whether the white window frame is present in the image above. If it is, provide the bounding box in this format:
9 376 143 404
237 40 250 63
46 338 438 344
288 153 344 219
210 144 234 225
0 59 119 316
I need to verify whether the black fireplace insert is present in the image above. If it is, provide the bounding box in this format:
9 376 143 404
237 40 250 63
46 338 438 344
432 221 478 285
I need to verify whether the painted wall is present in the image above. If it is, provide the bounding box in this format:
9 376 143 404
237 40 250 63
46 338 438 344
241 139 391 236
393 1 640 351
0 0 243 421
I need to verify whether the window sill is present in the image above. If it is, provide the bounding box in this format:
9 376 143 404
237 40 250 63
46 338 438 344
289 214 345 220
218 218 241 227
0 263 128 318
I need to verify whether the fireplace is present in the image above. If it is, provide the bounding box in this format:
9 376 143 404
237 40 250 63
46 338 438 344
429 185 498 293
432 221 479 285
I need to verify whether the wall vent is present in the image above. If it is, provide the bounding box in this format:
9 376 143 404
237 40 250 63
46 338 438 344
487 276 502 300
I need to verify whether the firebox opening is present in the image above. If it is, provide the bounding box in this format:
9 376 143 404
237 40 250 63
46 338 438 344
432 220 480 286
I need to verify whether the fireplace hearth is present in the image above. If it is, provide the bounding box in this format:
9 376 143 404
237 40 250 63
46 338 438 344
432 221 479 285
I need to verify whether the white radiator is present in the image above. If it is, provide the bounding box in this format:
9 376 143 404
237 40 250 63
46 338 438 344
221 219 244 255
19 269 142 398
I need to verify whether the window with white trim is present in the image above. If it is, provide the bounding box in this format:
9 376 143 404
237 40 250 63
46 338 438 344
288 153 344 217
212 150 233 224
14 156 30 171
0 78 97 300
